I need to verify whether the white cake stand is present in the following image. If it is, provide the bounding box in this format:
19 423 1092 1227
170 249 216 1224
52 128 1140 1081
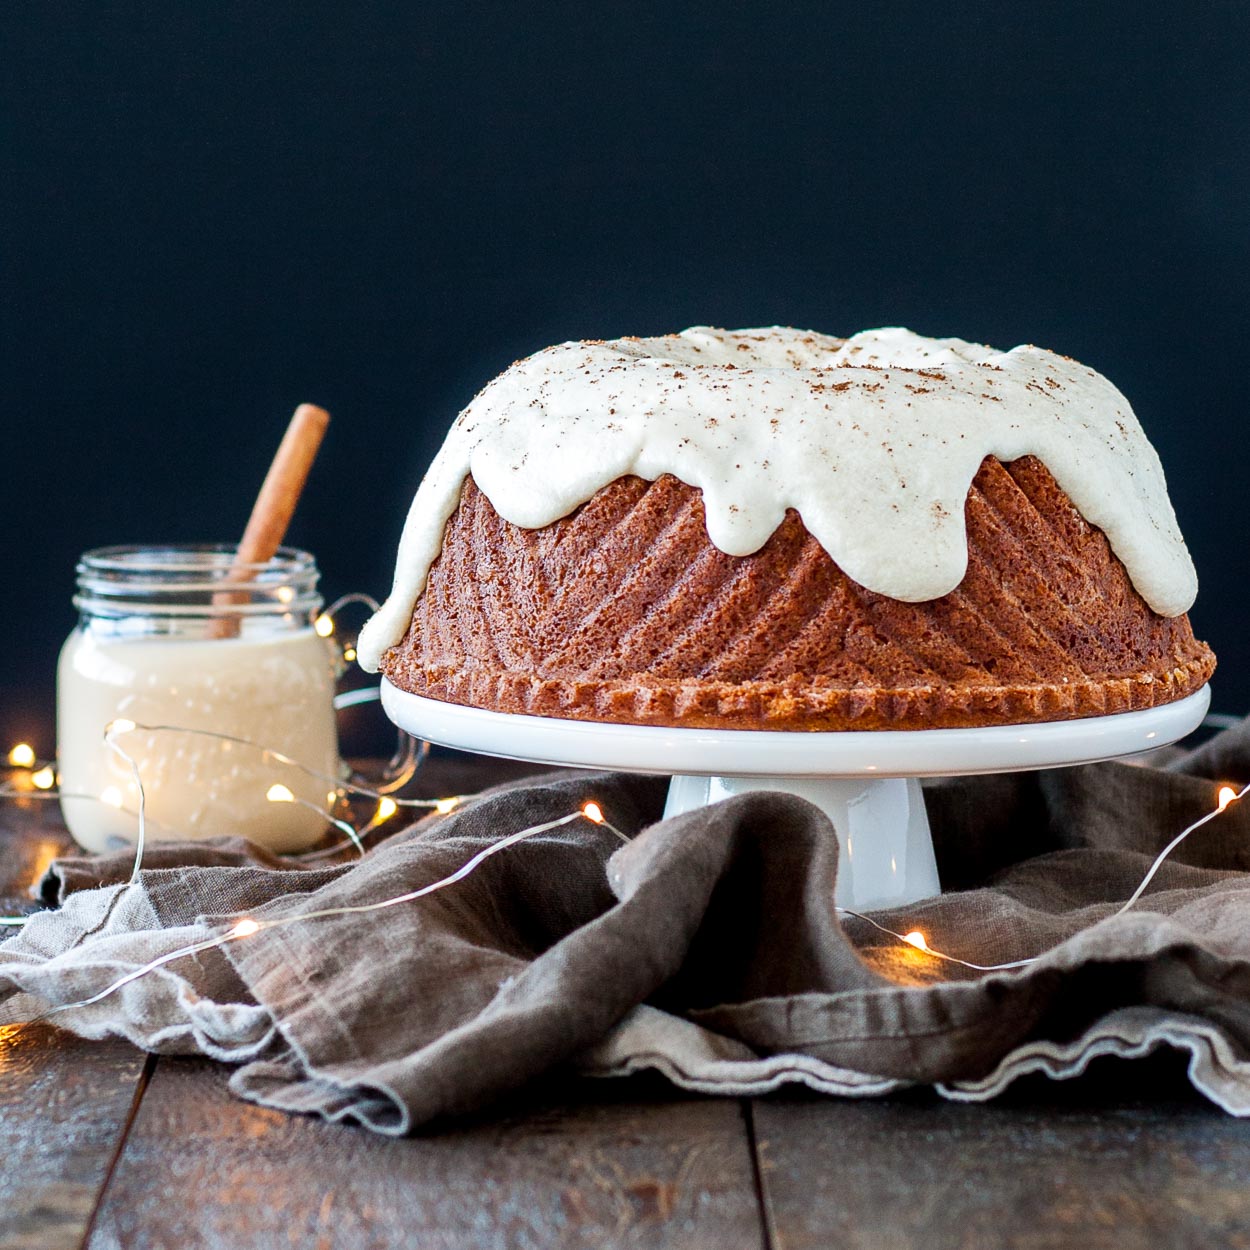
381 680 1211 910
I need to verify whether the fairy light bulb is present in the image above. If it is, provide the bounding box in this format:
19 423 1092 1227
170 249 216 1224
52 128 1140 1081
580 799 629 846
107 718 137 735
5 724 1241 1000
314 614 334 638
7 743 35 768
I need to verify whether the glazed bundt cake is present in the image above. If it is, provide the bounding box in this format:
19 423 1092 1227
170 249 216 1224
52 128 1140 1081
358 327 1214 731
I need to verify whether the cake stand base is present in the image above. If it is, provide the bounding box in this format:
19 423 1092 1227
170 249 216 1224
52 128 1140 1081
380 681 1211 911
665 774 937 908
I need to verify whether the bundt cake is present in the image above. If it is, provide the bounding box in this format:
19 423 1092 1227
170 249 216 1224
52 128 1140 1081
358 327 1214 731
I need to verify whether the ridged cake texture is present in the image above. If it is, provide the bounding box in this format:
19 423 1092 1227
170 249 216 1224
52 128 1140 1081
359 326 1199 672
362 326 1213 731
381 461 1213 730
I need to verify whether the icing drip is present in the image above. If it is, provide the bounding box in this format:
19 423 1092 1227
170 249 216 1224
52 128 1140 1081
358 326 1198 672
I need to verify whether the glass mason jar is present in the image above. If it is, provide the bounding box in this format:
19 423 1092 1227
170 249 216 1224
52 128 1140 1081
57 545 341 854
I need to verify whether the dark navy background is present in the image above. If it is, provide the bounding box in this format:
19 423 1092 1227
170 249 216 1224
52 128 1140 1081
3 3 1248 751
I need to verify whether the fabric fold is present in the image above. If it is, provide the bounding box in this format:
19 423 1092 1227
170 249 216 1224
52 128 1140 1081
3 725 1250 1133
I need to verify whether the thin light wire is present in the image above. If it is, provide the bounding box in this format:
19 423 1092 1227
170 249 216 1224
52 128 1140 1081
295 837 374 862
838 780 1250 973
27 807 603 1021
252 810 589 927
0 784 56 801
35 927 260 1015
25 777 1241 1018
5 707 1246 974
581 802 631 845
108 722 434 808
92 717 435 879
1112 780 1250 917
103 723 148 885
0 757 469 928
285 795 365 856
291 798 472 861
322 592 380 619
834 907 1035 972
1 594 424 919
0 785 127 805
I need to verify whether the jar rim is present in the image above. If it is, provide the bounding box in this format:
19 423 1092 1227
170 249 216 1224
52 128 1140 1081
79 544 317 575
74 544 323 619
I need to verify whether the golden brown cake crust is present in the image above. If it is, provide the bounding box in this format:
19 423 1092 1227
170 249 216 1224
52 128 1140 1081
381 458 1216 730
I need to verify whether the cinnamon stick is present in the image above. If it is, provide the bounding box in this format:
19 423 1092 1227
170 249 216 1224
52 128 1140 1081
209 403 330 638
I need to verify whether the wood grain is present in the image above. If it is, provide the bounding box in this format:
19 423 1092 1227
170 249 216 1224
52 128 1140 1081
1 799 150 1250
0 1024 149 1250
9 753 1250 1249
88 1061 765 1250
752 1062 1250 1250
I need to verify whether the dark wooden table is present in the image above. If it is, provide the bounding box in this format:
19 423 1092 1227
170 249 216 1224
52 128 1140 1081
4 755 1250 1250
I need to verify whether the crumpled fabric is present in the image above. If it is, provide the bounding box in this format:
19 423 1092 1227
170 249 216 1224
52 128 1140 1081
4 721 1250 1135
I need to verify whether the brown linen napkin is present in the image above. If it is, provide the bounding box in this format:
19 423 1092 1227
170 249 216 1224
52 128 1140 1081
3 725 1250 1134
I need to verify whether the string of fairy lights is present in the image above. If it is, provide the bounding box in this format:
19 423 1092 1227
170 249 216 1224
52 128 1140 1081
0 595 1246 1011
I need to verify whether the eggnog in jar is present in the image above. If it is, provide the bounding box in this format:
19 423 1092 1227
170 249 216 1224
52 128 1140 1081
57 546 340 854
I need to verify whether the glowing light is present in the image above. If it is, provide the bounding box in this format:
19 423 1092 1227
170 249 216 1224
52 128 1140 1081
107 718 137 735
343 647 357 663
434 797 460 815
276 586 295 604
101 786 124 809
377 797 398 821
579 800 630 845
267 784 295 803
23 805 586 1020
902 930 929 952
7 743 35 768
31 767 55 791
1218 786 1238 813
314 614 334 638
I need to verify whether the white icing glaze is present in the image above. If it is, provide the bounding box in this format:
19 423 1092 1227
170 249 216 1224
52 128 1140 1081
358 326 1198 672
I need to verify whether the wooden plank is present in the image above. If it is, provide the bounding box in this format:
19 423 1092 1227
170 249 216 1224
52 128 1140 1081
752 1060 1250 1250
89 1062 766 1250
0 798 152 1250
0 752 553 1250
0 1024 150 1250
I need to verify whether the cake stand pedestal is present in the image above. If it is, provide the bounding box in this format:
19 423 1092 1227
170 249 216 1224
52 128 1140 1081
380 681 1211 911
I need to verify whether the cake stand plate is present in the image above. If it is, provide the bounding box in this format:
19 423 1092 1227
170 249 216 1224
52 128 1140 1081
381 681 1211 910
